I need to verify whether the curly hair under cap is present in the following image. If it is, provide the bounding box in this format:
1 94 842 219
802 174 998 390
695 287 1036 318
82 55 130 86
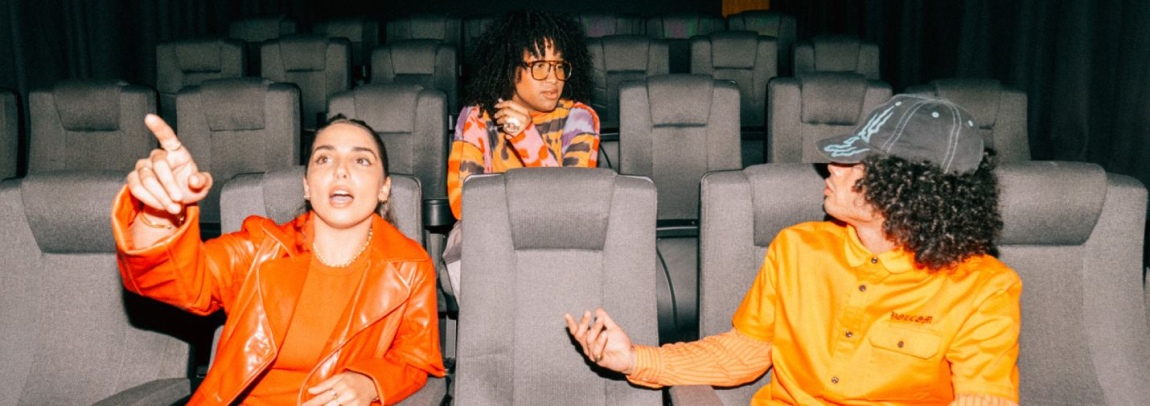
464 10 593 118
856 151 1002 271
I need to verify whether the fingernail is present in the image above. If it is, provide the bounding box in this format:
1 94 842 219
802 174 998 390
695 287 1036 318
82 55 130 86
168 203 181 214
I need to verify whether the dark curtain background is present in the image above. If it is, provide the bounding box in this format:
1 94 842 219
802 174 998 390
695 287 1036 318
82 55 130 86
1 0 1148 262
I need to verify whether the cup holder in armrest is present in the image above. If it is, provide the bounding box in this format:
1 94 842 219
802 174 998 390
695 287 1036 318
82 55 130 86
422 198 456 228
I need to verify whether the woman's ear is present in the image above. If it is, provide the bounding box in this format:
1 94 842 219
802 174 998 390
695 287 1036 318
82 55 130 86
378 176 392 203
302 177 310 201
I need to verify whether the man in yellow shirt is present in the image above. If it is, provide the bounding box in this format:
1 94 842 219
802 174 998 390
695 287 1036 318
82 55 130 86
567 94 1021 405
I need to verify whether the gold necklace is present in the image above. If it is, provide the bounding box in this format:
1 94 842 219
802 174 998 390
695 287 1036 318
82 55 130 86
313 226 373 268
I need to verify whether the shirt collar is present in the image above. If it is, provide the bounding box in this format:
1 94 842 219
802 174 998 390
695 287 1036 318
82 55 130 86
842 224 923 274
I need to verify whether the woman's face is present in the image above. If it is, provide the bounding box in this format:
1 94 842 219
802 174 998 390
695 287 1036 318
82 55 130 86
304 122 390 230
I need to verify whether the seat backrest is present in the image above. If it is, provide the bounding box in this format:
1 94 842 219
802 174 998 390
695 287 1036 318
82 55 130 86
995 161 1150 404
588 35 670 130
327 84 448 200
619 74 741 221
0 171 192 404
454 168 659 405
371 40 459 113
794 35 881 80
904 78 1029 162
155 39 246 128
576 12 645 38
645 13 724 74
724 10 797 76
462 15 495 61
700 161 1150 405
767 73 892 163
176 77 299 225
228 15 298 75
220 166 423 240
385 14 461 47
28 80 157 174
690 31 778 127
313 16 381 74
261 34 351 131
699 163 827 403
0 89 16 180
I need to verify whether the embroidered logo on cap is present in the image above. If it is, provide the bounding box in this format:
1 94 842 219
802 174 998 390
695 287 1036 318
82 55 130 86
822 102 897 158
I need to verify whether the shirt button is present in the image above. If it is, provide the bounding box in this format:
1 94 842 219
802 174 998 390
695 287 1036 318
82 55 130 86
858 284 867 292
831 376 839 384
845 331 853 338
870 257 878 264
898 340 905 348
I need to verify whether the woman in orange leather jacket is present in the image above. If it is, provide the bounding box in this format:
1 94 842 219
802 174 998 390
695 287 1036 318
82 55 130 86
112 115 444 405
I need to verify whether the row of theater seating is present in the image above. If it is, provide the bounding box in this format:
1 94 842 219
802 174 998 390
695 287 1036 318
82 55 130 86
0 72 1031 344
163 10 839 137
4 159 1148 404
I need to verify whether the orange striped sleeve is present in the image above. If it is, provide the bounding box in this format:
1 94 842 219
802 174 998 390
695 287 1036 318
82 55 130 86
950 394 1019 406
626 329 772 388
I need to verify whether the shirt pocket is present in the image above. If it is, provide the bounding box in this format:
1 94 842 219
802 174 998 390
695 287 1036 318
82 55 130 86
869 325 941 359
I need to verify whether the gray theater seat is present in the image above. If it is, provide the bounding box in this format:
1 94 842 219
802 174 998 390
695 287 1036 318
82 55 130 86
175 78 299 229
28 79 156 174
386 14 462 47
686 161 1150 405
228 15 297 75
576 12 645 38
724 10 797 76
794 35 881 80
619 74 742 342
0 171 195 405
372 40 459 114
645 13 724 74
454 168 660 405
155 39 246 128
904 78 1030 162
691 31 778 129
0 89 16 180
588 35 669 132
327 84 449 204
313 16 380 82
767 73 891 163
261 34 351 131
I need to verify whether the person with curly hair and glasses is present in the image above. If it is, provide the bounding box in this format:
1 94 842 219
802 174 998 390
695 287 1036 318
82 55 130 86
568 95 1023 405
443 10 599 296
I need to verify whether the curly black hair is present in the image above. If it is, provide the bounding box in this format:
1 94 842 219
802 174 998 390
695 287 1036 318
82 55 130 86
856 151 1002 271
464 10 593 118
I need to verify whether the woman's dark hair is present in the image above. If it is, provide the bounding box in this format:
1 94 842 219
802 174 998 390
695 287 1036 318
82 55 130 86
464 10 593 118
303 115 395 224
856 150 1001 271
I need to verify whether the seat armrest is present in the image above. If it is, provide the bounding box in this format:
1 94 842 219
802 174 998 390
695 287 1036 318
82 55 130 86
423 198 456 228
395 376 448 405
669 385 724 406
91 378 191 406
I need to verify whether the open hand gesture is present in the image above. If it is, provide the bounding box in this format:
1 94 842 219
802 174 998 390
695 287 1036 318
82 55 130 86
565 308 637 375
126 114 213 215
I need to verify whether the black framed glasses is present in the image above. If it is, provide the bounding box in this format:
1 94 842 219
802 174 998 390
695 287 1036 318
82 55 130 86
520 60 572 81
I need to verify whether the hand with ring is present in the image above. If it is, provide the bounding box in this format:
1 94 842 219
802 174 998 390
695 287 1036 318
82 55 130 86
303 371 379 406
493 98 531 136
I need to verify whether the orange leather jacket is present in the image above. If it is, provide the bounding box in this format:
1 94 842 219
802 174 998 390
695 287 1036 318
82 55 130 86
111 189 445 405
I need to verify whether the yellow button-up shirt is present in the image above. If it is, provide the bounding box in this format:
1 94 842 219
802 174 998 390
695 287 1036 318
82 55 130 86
630 221 1021 405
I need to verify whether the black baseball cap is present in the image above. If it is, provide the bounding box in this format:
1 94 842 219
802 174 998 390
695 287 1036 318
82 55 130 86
816 94 984 174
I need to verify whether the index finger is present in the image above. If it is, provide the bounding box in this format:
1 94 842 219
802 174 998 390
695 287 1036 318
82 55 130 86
144 114 182 151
